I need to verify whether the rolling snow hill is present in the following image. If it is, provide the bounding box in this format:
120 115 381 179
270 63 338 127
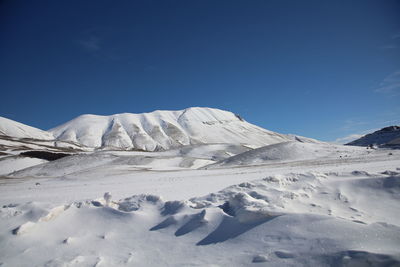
206 141 369 169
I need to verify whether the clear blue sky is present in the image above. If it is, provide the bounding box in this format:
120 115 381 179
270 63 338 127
1 0 399 142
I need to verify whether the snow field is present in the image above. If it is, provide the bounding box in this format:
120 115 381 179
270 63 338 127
1 169 400 266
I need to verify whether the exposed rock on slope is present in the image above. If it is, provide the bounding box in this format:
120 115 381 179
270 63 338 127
347 126 400 147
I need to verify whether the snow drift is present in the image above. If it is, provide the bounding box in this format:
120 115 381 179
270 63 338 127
1 171 400 266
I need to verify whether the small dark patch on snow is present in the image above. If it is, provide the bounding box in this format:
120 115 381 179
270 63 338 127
175 210 207 236
20 151 72 161
91 201 103 207
252 255 268 263
235 114 244 121
322 250 400 267
352 220 367 224
275 250 295 259
150 216 177 231
219 201 235 216
351 170 370 176
161 201 185 216
381 170 400 176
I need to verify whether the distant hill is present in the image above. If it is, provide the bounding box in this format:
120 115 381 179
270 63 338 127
346 126 400 147
0 116 53 140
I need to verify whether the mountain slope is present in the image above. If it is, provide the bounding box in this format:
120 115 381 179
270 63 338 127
49 107 295 151
0 116 53 140
347 126 400 147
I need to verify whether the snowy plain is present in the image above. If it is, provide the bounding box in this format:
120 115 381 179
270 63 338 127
1 143 400 266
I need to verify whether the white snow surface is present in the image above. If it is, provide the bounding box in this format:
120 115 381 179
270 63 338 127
49 107 296 151
6 144 251 177
0 156 47 175
0 116 53 140
1 142 400 266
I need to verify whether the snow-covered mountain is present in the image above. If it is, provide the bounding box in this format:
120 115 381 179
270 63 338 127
347 126 400 147
49 107 298 151
0 116 53 140
1 107 320 153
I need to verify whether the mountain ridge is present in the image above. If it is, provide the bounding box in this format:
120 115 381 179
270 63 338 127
347 126 400 147
49 107 292 151
0 116 53 140
1 107 317 151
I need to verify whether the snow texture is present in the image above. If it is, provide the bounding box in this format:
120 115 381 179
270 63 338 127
1 108 400 266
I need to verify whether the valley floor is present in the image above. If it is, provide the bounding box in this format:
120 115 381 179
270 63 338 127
1 148 400 266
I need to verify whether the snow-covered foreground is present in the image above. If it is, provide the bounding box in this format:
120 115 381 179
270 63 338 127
1 146 400 266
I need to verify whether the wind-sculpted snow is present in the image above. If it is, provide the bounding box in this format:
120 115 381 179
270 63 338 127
1 171 400 266
49 107 294 151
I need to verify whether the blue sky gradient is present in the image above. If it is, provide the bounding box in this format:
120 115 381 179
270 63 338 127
1 0 400 142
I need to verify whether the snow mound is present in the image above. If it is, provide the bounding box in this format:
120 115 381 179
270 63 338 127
0 116 53 140
49 107 294 151
191 170 400 225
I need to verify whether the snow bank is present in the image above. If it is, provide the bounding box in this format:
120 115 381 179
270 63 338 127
1 170 400 266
